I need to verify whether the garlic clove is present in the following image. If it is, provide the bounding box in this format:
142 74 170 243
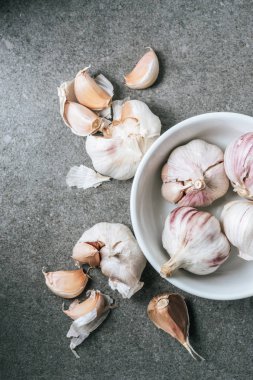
42 268 88 299
221 200 253 261
124 47 159 89
148 292 204 361
66 165 110 189
72 241 101 267
74 67 113 110
64 101 102 136
161 206 230 277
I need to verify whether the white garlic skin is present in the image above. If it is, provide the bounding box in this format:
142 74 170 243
77 223 146 298
161 207 230 276
224 132 253 200
221 200 253 260
161 139 229 207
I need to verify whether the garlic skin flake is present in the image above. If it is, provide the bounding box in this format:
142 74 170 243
86 99 161 180
124 48 159 89
76 223 146 298
161 139 229 207
161 207 230 277
224 132 253 200
42 268 88 299
72 241 101 267
64 290 113 358
221 200 253 261
66 165 110 189
148 293 204 361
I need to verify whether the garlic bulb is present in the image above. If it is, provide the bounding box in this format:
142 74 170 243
42 268 88 298
161 139 229 207
148 292 204 361
76 223 146 298
161 206 230 277
221 200 253 260
85 99 161 180
72 241 101 267
124 47 159 89
224 132 253 200
64 290 113 358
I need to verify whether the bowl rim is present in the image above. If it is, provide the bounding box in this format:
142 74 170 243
130 111 253 300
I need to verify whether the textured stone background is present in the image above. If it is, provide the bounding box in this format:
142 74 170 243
1 0 253 379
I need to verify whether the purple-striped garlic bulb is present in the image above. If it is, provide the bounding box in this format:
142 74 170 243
161 140 229 207
224 132 253 200
161 206 230 277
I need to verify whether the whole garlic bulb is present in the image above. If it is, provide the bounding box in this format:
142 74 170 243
76 222 146 298
224 132 253 200
161 206 230 277
221 200 253 260
161 139 229 207
86 99 161 180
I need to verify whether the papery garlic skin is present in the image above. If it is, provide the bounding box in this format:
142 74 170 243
161 139 229 207
124 48 159 89
161 207 230 277
72 241 101 267
66 165 110 190
224 133 253 200
221 200 253 260
76 223 146 298
42 268 88 298
86 100 161 180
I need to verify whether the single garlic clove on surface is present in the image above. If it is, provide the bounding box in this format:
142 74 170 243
64 101 102 136
42 268 88 299
64 290 113 358
221 200 253 260
74 67 113 110
72 241 101 267
161 206 230 277
224 132 253 200
148 293 204 361
124 47 159 89
161 139 229 207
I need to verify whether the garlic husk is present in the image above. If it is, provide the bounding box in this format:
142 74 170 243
124 47 159 89
221 200 253 260
42 268 88 298
224 132 253 200
72 241 101 266
161 206 230 277
76 223 146 298
66 165 110 189
86 99 161 180
74 67 113 110
161 139 229 207
65 290 113 358
148 293 204 361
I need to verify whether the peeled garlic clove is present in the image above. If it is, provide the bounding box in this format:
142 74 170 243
65 290 113 358
161 206 230 277
224 132 253 200
124 47 159 89
66 165 110 189
76 223 146 298
221 200 253 260
148 293 204 361
72 241 101 267
42 268 88 299
74 67 113 110
161 139 229 207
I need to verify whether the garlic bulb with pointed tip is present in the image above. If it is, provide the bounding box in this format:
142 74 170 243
76 222 146 298
124 47 159 89
161 206 230 277
42 268 88 298
221 200 253 261
161 139 229 207
224 132 253 200
72 241 101 267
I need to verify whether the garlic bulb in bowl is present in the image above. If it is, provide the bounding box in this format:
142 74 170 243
161 139 229 207
161 206 230 277
221 200 253 261
224 132 253 200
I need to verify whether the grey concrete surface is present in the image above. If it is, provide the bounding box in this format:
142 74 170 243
1 0 253 379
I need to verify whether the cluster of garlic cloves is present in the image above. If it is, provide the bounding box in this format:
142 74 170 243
161 206 230 277
161 139 229 207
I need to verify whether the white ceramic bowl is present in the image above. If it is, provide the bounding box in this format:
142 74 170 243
131 112 253 300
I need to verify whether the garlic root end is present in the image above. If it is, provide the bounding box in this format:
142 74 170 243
160 259 179 278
